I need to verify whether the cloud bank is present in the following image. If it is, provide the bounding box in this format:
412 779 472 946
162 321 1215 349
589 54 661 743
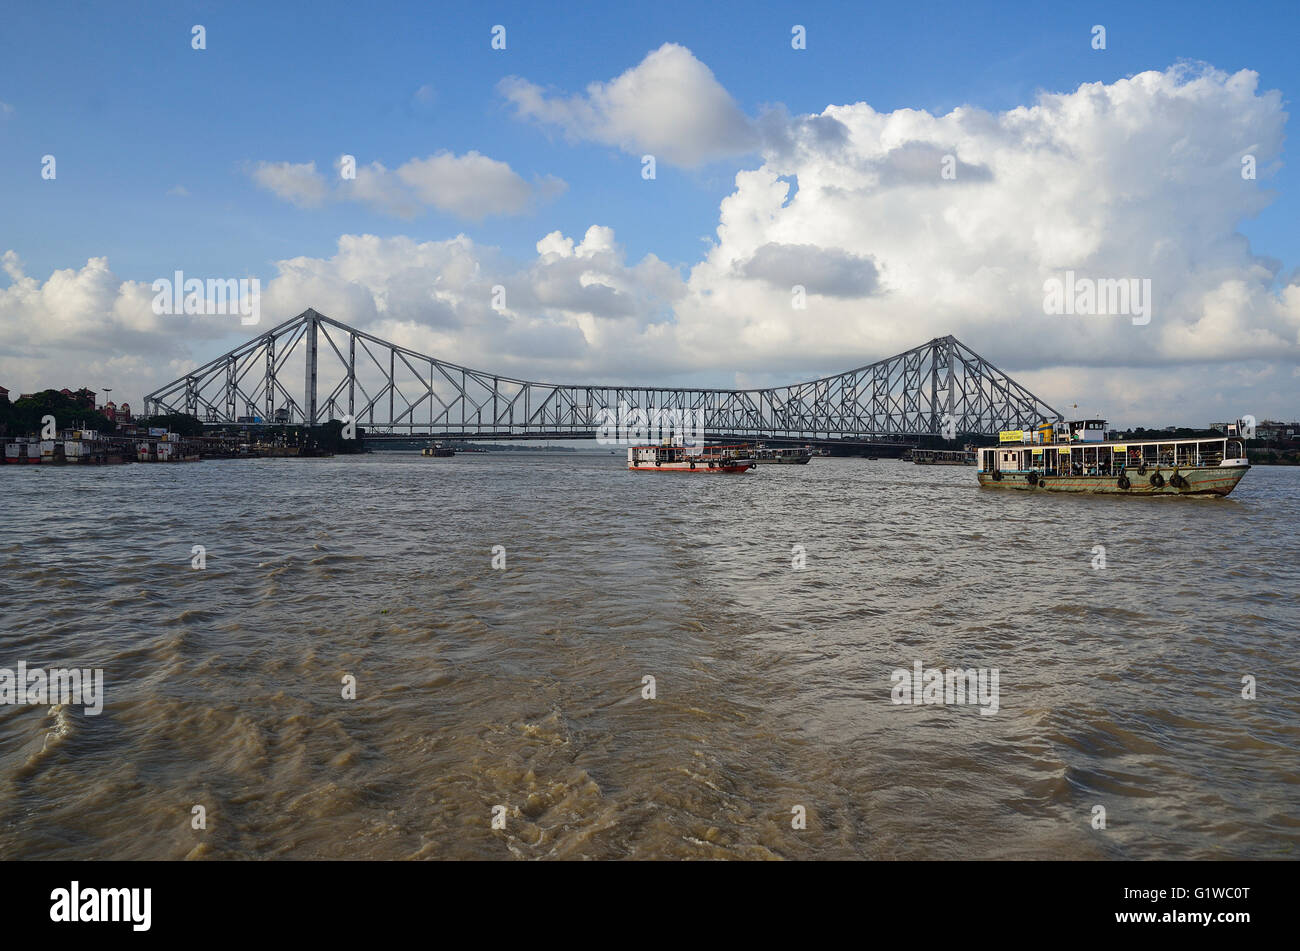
4 56 1298 427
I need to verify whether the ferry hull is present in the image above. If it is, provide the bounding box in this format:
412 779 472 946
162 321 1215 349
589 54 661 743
628 463 754 473
977 464 1249 497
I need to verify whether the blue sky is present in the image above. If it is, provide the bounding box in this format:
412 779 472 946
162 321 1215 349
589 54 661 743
4 0 1296 280
2 0 1298 424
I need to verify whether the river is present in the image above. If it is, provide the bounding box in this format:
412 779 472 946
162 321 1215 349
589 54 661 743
1 454 1296 859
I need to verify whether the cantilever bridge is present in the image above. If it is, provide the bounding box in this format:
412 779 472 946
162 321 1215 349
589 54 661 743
143 308 1060 443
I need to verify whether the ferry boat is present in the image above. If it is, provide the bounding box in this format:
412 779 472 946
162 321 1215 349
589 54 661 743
976 419 1250 496
913 448 976 466
421 442 455 457
753 444 813 465
627 441 756 473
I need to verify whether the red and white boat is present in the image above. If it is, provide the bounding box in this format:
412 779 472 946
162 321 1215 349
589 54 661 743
627 441 756 473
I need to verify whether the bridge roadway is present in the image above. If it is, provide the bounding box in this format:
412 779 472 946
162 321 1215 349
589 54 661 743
351 430 927 456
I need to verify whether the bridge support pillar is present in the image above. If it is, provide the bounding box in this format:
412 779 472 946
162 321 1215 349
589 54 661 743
304 311 318 426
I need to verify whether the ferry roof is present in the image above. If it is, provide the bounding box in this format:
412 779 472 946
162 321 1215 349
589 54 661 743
629 443 752 450
983 433 1242 450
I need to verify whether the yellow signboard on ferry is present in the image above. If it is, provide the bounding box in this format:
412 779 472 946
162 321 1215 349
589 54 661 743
999 430 1024 443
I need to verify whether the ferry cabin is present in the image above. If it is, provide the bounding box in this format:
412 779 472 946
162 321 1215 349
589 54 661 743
980 433 1247 478
976 418 1250 496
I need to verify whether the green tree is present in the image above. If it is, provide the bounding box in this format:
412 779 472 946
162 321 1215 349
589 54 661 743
136 413 204 437
1 390 114 435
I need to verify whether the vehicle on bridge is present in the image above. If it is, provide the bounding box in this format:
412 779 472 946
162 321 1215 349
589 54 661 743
976 419 1250 496
628 442 756 473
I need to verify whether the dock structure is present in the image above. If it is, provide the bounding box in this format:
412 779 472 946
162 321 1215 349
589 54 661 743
0 431 190 465
142 308 1060 445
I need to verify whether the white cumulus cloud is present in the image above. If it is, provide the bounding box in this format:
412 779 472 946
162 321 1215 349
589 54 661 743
500 43 760 167
248 152 565 220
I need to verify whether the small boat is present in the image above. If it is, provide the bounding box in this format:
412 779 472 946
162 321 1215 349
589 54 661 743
628 441 755 473
976 418 1250 496
421 442 455 457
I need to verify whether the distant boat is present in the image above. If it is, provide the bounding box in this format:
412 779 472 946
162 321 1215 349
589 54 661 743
752 445 813 465
421 442 455 457
913 448 975 465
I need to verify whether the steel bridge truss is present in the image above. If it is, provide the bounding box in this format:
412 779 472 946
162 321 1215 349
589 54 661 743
142 308 1060 440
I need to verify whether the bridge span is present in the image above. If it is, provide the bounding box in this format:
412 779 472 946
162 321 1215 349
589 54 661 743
143 308 1059 442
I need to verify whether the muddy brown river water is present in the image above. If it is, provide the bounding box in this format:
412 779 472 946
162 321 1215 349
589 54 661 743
1 454 1296 859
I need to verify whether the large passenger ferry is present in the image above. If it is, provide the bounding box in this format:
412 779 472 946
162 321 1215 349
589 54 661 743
976 419 1250 496
627 441 756 473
